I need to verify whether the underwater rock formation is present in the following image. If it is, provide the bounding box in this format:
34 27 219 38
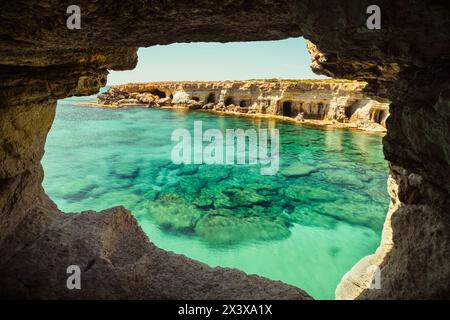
97 80 389 132
142 161 387 247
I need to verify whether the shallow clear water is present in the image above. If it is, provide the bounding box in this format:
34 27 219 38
42 93 389 299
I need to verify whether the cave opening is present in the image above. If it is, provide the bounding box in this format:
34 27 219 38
150 89 166 98
317 102 325 119
373 109 387 124
206 93 216 103
17 37 394 301
225 97 235 106
282 101 293 117
2 0 449 302
379 110 388 124
345 102 359 119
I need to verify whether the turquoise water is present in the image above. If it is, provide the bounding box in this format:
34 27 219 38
42 94 389 299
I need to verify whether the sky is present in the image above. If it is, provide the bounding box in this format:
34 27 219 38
107 37 328 85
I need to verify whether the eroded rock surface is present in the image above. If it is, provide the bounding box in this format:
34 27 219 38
1 205 310 299
97 80 389 132
0 0 450 299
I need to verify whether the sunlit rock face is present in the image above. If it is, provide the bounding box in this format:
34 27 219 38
0 0 449 299
97 80 389 132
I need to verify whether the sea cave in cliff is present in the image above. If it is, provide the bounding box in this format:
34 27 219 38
0 1 449 304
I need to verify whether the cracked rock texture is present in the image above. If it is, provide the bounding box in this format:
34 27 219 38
0 0 449 299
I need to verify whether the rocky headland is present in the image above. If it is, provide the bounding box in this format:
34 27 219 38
96 80 390 133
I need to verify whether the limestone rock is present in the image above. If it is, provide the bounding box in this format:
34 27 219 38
0 206 310 299
97 80 390 131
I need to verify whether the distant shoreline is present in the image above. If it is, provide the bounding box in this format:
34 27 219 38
73 101 386 135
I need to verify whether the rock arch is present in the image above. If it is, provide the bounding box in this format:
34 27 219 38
0 0 449 300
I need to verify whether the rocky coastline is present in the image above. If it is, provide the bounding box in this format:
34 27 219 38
95 80 390 133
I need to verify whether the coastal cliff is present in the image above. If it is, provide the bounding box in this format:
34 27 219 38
97 80 389 132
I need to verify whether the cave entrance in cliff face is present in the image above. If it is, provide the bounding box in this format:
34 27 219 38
150 89 166 98
373 109 387 124
225 97 235 106
345 101 359 119
206 93 216 103
239 100 248 108
282 101 293 117
317 102 325 119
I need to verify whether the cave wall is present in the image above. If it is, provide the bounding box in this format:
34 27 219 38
0 0 449 299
